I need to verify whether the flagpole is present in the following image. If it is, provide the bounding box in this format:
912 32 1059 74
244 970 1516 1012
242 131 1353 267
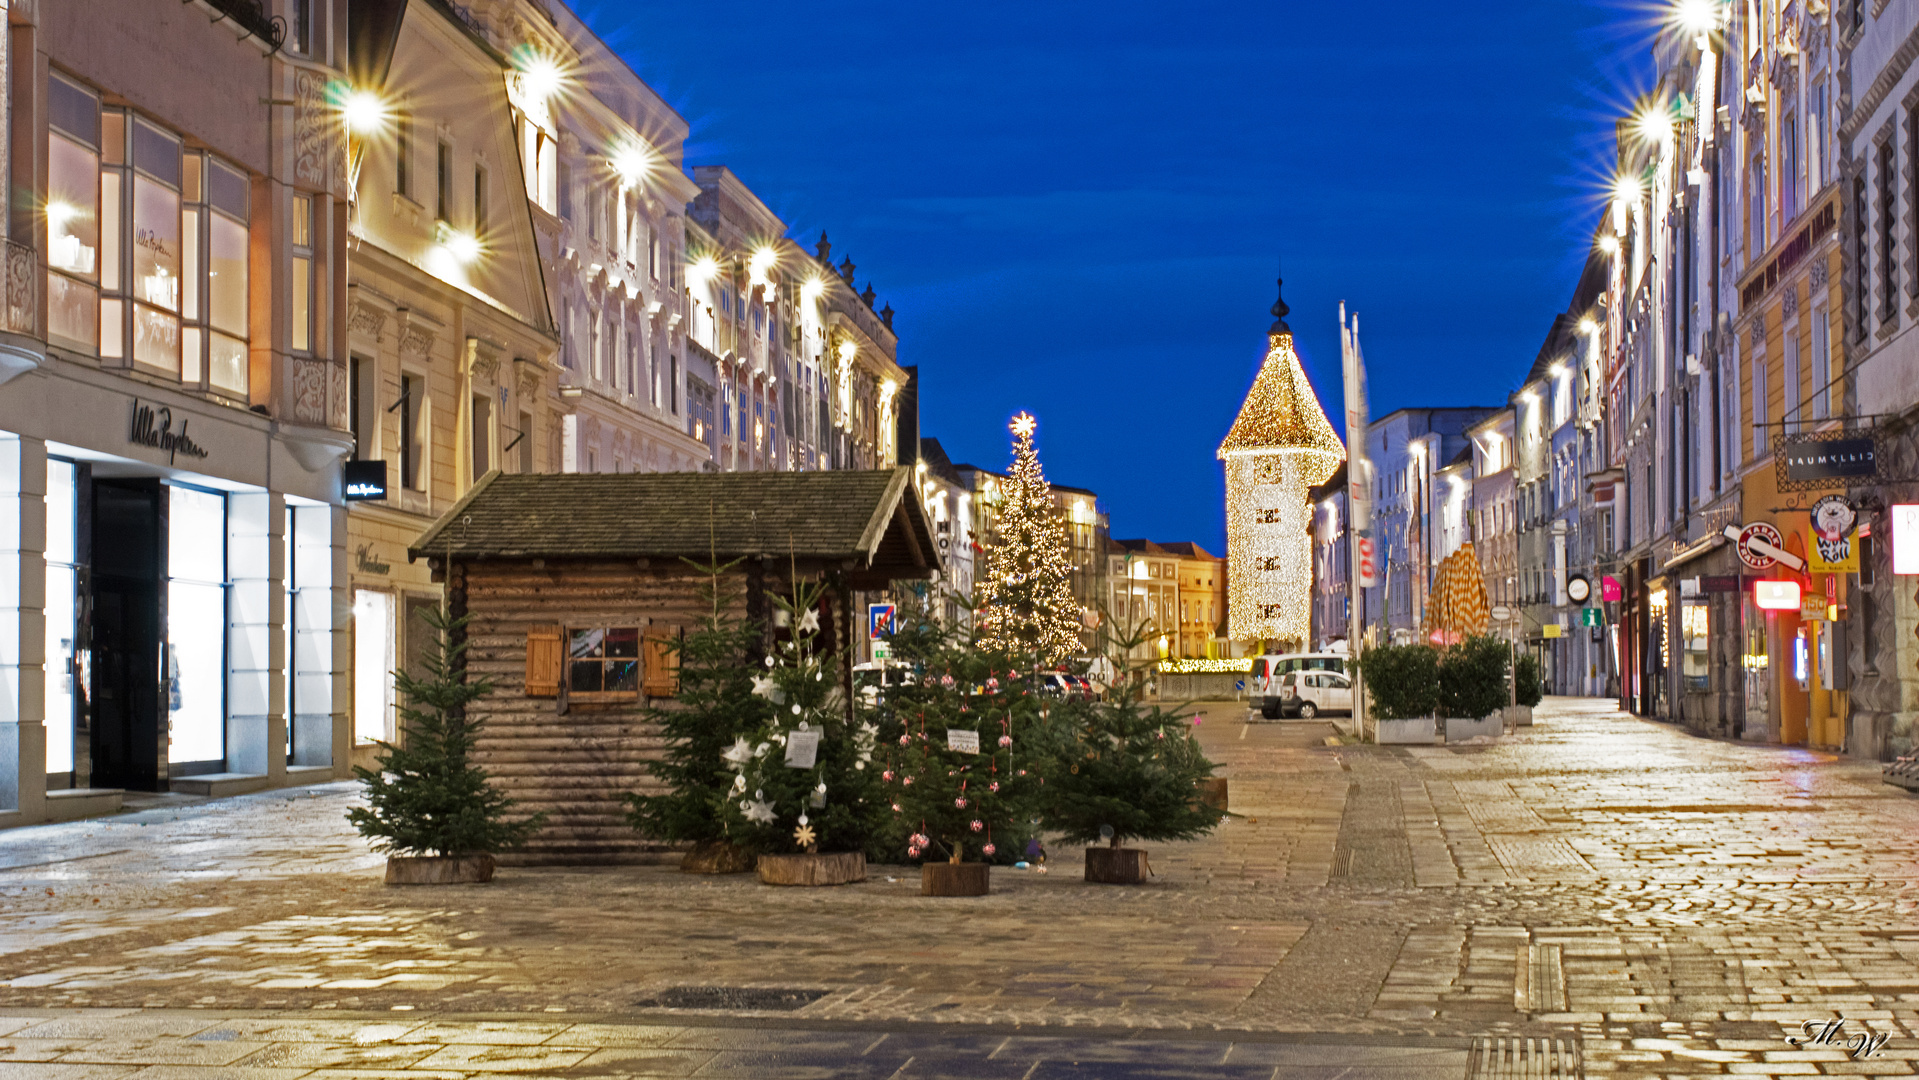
1341 305 1372 740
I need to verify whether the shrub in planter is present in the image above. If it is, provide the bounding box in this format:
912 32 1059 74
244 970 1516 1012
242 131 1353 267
1355 644 1439 720
1437 635 1510 721
1514 653 1545 708
348 609 545 882
625 559 773 873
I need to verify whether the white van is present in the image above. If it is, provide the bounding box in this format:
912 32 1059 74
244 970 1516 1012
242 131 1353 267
1275 669 1354 719
1249 651 1349 719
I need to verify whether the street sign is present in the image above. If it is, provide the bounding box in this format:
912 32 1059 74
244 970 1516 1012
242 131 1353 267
1580 607 1602 627
867 603 897 640
871 640 892 660
1490 605 1512 623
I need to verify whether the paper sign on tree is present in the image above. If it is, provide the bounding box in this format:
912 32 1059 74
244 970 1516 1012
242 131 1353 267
946 729 980 754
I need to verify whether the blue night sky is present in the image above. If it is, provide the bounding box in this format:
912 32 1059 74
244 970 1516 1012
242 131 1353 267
575 2 1657 553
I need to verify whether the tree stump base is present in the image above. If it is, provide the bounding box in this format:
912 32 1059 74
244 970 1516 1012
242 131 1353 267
1085 847 1149 885
385 854 495 885
757 851 865 887
1195 777 1228 812
681 840 757 875
921 862 990 896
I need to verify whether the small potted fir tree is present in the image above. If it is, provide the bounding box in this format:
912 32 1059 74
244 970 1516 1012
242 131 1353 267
1509 652 1543 726
349 608 545 883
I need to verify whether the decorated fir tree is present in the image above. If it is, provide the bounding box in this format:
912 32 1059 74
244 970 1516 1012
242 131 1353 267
348 608 546 859
717 580 884 855
878 612 1050 866
624 559 772 859
972 412 1085 667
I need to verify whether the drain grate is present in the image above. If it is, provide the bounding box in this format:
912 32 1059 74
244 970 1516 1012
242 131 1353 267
633 986 829 1011
1469 1036 1582 1079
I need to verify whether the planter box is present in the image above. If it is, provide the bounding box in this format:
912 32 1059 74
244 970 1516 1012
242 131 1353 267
757 851 865 887
1506 704 1534 727
385 853 495 885
921 861 990 896
1445 715 1503 743
682 839 756 874
1375 717 1436 744
1195 777 1228 812
1085 847 1149 884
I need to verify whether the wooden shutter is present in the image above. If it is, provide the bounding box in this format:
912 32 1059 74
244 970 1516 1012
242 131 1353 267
525 625 562 698
643 625 680 697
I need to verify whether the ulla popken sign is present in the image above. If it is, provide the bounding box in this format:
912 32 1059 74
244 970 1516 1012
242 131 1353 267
129 401 210 464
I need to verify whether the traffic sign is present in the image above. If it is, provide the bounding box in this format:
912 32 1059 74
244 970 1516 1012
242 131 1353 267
868 602 897 640
1490 605 1513 623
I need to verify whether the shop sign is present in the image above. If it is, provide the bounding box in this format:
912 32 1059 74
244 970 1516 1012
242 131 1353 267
1700 575 1743 593
1754 579 1801 611
1541 624 1563 639
1726 522 1805 571
1600 576 1623 602
1893 505 1919 575
344 459 388 501
1566 575 1591 603
1781 434 1877 483
1800 598 1827 621
1808 494 1859 573
129 401 210 464
354 544 391 576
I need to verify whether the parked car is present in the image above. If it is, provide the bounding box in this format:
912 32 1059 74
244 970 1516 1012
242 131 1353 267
1030 671 1093 700
1250 651 1349 719
852 661 915 707
1276 669 1353 719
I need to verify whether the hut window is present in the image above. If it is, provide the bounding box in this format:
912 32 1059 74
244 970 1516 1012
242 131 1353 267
568 627 640 698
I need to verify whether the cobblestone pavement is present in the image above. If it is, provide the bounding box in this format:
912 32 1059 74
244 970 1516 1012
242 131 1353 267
0 697 1916 1077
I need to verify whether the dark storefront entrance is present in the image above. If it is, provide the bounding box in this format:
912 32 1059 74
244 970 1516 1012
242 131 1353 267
86 477 166 791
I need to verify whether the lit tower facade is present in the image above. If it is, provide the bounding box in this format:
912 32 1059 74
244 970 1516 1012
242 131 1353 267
1218 280 1345 648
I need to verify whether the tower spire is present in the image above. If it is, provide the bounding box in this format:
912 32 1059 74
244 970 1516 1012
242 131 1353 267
1269 273 1291 335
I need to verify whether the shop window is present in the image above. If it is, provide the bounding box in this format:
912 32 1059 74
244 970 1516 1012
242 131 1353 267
567 627 640 698
353 590 395 743
1681 600 1709 694
168 484 227 766
44 459 79 779
288 503 333 761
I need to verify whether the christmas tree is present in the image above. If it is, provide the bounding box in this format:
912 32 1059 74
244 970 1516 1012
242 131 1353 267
878 606 1050 865
624 559 772 856
973 413 1084 666
717 579 884 854
348 607 546 858
1042 613 1219 859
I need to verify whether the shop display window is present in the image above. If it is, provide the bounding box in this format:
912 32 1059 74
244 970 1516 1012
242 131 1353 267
44 460 78 778
1682 601 1709 694
167 484 226 766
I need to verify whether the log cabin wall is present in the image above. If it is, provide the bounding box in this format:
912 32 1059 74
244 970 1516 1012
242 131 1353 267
460 557 746 865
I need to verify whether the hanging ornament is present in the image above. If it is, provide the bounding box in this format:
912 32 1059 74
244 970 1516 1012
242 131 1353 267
799 609 820 633
743 799 777 824
794 823 817 847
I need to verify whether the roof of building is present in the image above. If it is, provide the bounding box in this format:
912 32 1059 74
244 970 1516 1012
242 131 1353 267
410 468 940 585
1110 538 1219 561
951 462 1098 500
1309 460 1349 503
918 437 964 487
1217 328 1345 461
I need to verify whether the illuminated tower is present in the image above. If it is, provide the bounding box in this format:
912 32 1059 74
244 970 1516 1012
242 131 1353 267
1218 278 1345 647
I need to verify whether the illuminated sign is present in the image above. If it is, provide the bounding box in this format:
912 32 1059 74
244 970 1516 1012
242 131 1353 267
343 459 388 501
1893 505 1919 575
1753 580 1801 611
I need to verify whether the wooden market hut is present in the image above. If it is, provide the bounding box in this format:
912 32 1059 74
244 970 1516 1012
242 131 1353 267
407 467 941 865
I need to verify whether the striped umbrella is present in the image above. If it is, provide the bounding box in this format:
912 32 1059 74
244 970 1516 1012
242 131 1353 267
1423 544 1490 643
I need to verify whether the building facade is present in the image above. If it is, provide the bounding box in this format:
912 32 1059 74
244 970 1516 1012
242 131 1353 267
4 0 358 824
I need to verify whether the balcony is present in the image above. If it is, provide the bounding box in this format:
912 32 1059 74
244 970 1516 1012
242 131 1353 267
184 0 285 53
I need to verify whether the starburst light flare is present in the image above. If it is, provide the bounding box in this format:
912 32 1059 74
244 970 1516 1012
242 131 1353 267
1217 276 1345 647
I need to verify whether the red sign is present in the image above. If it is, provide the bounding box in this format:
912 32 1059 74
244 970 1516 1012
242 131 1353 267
1754 579 1801 611
1358 536 1377 587
1600 575 1623 602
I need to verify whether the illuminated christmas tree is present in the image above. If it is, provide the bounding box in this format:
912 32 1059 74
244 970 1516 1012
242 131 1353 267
973 413 1084 666
1218 278 1344 648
